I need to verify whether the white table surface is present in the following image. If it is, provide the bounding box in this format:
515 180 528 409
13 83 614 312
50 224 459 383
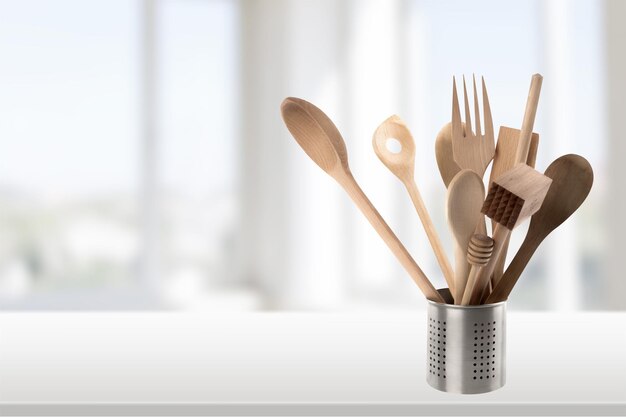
1 312 625 416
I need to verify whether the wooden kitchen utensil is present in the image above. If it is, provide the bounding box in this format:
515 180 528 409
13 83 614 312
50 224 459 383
451 75 494 237
434 122 462 187
469 164 552 304
451 75 495 180
485 154 593 304
446 169 485 303
488 126 540 283
281 97 444 303
490 127 540 185
436 123 538 189
514 74 543 165
461 234 494 305
373 115 455 293
486 74 543 293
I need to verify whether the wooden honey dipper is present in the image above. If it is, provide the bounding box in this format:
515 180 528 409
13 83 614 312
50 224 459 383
461 234 494 305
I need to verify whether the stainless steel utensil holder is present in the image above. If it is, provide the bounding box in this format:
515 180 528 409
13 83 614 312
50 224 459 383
426 290 506 394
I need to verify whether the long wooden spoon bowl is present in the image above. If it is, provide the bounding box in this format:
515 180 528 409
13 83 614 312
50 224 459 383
281 97 444 303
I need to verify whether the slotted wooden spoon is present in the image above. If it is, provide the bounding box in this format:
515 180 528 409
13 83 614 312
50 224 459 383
373 115 455 293
281 97 444 303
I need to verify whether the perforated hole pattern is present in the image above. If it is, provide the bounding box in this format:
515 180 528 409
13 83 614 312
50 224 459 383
428 318 447 379
471 321 497 381
428 318 499 383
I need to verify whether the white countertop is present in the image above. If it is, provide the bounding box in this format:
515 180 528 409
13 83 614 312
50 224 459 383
1 312 625 415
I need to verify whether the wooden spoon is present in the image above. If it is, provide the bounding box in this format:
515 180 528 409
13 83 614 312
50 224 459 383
485 154 593 303
446 169 485 304
373 115 455 293
434 122 462 188
281 97 444 303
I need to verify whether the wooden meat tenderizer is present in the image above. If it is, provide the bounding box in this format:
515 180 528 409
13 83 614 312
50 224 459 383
469 163 552 304
461 234 494 305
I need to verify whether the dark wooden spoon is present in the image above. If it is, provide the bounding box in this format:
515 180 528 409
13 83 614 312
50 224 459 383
485 154 593 303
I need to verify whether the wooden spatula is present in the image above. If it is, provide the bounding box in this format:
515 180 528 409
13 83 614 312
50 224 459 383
485 154 593 303
281 97 444 303
490 127 540 184
434 122 462 188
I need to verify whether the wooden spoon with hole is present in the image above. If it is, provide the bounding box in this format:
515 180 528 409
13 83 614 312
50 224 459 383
373 115 455 294
485 154 593 303
281 97 444 303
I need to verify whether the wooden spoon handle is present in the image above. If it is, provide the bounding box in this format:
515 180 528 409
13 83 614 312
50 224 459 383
485 236 542 304
462 266 481 306
453 245 469 304
338 172 444 303
487 75 542 299
515 74 543 164
405 180 455 295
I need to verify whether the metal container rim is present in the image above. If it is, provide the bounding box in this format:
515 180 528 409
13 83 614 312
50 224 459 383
427 299 507 310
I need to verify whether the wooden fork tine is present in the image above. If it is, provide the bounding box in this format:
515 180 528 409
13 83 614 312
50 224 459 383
482 76 494 141
473 74 481 136
462 75 472 135
452 76 463 137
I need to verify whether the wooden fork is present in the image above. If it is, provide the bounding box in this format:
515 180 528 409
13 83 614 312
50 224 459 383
451 75 495 181
450 75 494 293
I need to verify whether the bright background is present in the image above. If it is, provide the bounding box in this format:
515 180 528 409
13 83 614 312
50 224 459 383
0 0 622 311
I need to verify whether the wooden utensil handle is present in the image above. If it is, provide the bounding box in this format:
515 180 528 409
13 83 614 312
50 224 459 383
515 74 543 164
490 131 540 287
339 172 444 303
485 236 542 304
489 75 541 298
461 265 480 305
469 225 510 304
454 245 470 304
406 179 455 295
